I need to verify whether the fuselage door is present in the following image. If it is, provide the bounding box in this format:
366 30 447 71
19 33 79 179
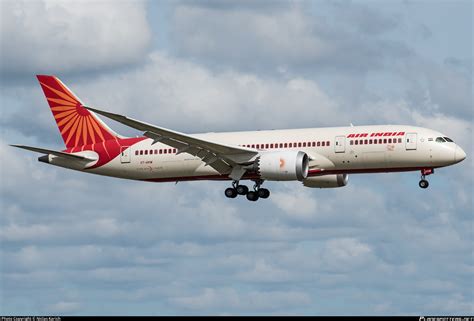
120 146 131 163
405 133 417 150
335 136 346 153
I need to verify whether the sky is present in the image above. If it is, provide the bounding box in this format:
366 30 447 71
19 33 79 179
0 0 472 316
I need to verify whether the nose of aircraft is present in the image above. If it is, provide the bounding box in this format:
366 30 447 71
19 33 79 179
455 145 467 163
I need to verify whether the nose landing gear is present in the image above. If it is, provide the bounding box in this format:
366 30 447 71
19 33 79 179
224 179 270 201
419 168 434 189
419 179 429 189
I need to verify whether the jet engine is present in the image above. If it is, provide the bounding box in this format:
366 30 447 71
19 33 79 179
256 151 309 181
303 174 348 188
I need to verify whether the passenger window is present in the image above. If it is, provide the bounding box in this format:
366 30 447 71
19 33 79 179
303 142 306 147
327 141 330 146
298 142 302 147
317 142 320 147
388 138 392 144
359 140 363 145
159 150 162 154
383 139 387 144
284 143 288 148
364 139 368 145
145 150 148 155
289 143 292 148
398 138 402 143
164 149 167 154
135 150 139 156
355 140 358 145
350 140 353 145
280 143 283 148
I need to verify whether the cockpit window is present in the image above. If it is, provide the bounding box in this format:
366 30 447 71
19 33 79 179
436 137 446 143
444 137 454 142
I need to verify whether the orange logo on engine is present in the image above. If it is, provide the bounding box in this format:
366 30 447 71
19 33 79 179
279 158 285 168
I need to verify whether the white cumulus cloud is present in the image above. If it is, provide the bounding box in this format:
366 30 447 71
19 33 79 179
0 0 151 74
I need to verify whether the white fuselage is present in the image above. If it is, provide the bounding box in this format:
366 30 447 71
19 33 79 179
47 124 465 183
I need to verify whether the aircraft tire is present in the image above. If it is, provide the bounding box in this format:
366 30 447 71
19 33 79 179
258 188 270 199
246 191 259 201
225 187 238 198
236 185 249 195
419 179 429 189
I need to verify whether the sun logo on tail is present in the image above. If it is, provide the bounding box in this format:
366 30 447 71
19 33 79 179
37 75 118 148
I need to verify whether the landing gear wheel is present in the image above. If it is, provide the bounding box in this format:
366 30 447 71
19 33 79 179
236 185 249 195
246 191 259 201
419 179 429 189
258 188 270 199
225 187 238 198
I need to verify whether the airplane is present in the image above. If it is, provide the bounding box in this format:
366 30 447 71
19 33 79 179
11 75 467 201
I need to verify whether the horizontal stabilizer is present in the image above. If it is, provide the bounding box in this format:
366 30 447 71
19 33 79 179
10 144 97 162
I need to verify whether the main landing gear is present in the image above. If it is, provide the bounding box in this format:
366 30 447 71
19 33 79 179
224 179 270 201
419 168 434 189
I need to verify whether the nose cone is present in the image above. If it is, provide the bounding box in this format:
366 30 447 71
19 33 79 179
455 146 466 163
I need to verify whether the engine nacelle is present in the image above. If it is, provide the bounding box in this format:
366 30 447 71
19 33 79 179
303 174 348 188
257 151 309 181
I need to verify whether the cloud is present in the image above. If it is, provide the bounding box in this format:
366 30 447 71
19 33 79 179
171 2 411 73
1 0 473 316
1 53 472 315
169 287 311 313
271 187 318 219
0 0 151 75
236 258 293 283
47 301 81 314
322 238 373 271
325 1 401 36
1 51 343 143
401 58 473 120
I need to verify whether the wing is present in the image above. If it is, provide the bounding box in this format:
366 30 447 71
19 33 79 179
11 144 97 162
84 106 258 179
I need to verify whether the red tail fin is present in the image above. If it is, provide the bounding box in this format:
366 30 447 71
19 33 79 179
36 75 120 148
